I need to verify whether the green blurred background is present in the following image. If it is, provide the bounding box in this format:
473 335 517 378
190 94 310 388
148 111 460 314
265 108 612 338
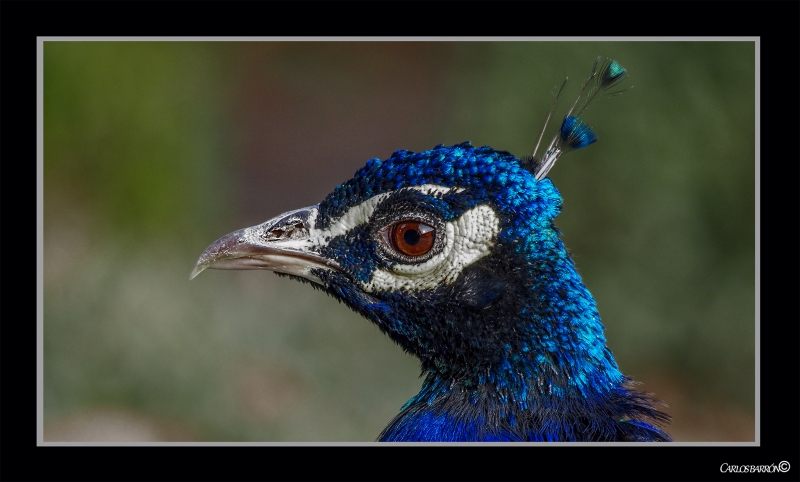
42 41 756 442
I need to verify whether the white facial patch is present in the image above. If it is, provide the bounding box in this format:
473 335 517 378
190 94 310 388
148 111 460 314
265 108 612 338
305 184 463 247
246 185 463 256
364 204 500 293
246 184 496 292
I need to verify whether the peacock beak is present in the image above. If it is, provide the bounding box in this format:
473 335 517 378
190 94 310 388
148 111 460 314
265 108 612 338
190 205 340 284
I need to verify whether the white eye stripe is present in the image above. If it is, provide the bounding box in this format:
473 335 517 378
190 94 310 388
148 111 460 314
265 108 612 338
308 184 463 244
363 204 500 293
292 184 496 293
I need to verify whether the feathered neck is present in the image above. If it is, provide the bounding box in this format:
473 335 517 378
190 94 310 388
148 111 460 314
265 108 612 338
378 242 671 442
379 370 671 442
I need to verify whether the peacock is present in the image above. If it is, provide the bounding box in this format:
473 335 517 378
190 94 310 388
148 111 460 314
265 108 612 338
191 57 671 442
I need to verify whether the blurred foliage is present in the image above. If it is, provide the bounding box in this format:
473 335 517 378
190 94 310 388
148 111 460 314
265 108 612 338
43 41 755 441
44 42 233 242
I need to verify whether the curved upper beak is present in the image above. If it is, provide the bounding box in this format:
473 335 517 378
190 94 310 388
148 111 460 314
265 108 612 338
190 205 339 284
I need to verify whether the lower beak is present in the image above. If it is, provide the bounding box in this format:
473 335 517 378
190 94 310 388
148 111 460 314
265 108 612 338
190 205 339 284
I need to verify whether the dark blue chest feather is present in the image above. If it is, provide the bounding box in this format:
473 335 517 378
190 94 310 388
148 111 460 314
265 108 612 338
379 378 671 442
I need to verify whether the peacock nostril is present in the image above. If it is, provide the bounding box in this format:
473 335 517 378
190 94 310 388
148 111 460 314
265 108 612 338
264 218 310 241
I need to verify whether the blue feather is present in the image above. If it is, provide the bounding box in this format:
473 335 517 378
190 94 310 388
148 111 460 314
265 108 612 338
192 57 669 442
560 115 598 151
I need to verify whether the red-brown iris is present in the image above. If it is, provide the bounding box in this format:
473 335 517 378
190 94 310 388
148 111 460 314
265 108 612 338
389 221 435 257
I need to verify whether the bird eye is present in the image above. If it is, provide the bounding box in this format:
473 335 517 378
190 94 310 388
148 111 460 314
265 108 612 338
389 221 435 257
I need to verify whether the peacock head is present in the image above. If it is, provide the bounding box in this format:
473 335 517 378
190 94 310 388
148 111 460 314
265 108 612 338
191 58 629 384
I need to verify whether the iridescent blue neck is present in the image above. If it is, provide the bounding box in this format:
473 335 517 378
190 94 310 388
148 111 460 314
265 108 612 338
379 240 633 442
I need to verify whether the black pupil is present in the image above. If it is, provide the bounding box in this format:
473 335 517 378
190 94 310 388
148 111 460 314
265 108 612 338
403 229 420 245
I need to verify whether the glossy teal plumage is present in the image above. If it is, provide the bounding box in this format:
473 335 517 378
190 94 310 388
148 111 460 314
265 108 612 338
193 57 671 442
